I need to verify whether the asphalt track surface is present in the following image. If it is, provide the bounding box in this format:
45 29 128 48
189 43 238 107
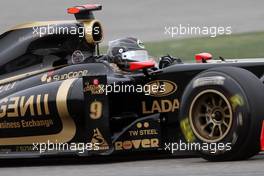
0 0 264 175
0 154 263 176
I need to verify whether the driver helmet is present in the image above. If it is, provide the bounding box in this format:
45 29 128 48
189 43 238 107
107 37 154 71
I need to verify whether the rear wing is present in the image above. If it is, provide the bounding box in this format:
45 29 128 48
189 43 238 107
67 4 102 20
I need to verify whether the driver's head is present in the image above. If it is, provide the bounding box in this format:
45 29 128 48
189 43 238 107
107 37 151 71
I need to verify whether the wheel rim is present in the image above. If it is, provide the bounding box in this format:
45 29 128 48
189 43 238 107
189 90 233 143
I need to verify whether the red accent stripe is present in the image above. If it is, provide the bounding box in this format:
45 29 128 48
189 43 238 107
67 7 80 14
195 53 212 63
261 121 264 151
67 4 101 14
129 60 155 71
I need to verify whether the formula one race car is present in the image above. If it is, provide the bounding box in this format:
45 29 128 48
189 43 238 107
0 4 264 162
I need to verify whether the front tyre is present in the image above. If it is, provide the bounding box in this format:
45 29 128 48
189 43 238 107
179 67 264 161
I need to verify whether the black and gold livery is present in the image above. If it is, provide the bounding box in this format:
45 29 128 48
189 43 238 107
1 4 264 162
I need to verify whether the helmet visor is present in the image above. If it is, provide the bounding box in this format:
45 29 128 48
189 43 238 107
121 50 149 62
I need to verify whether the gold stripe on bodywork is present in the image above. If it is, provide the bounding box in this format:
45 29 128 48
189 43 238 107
55 78 77 143
11 19 104 45
0 79 77 145
11 20 78 30
0 65 66 86
11 20 95 31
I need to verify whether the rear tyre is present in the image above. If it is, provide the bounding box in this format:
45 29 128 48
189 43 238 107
179 67 264 161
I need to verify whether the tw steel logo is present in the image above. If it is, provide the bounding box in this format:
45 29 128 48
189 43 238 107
0 94 50 118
